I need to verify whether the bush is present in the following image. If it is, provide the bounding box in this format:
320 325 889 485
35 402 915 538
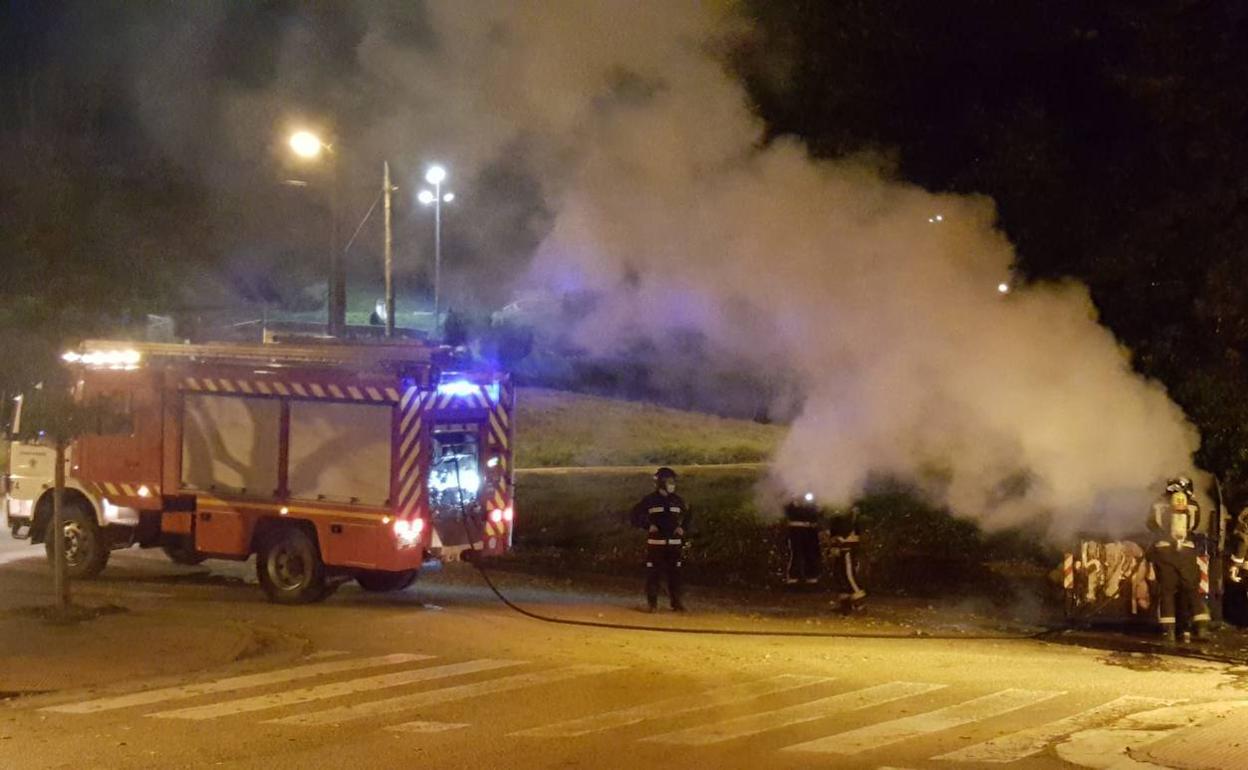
511 469 1050 598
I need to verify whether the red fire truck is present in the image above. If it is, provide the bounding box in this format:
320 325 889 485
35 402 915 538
3 339 516 603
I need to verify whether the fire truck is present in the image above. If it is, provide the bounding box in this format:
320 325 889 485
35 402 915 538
3 339 516 603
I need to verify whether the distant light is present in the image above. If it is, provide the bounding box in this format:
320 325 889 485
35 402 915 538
425 165 447 185
803 492 815 503
442 192 455 203
489 509 504 524
418 189 436 205
437 379 478 397
503 506 514 522
280 506 289 515
997 282 1011 294
935 214 944 222
137 485 151 498
289 131 324 159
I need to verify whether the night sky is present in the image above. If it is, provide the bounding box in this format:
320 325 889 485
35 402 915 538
4 1 1248 490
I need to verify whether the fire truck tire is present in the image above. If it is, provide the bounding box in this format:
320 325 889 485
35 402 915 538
44 504 110 579
356 570 418 593
257 527 329 604
161 540 207 566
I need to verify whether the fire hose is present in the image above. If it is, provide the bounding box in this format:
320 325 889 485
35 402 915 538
445 463 1056 641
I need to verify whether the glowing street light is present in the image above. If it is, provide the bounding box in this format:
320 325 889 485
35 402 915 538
419 163 454 339
425 164 447 185
998 282 1011 294
289 130 325 159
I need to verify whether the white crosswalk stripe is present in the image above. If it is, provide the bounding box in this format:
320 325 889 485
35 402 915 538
934 694 1176 763
151 659 523 720
272 664 625 727
42 653 432 715
783 688 1063 755
512 674 830 738
387 721 470 733
643 681 946 747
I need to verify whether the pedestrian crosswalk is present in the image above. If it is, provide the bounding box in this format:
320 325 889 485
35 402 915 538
36 651 1200 765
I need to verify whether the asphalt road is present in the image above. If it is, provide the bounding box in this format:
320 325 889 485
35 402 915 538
0 537 1244 770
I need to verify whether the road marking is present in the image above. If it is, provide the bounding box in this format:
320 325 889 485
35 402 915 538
272 664 624 727
43 653 432 714
304 650 350 661
152 659 522 720
386 721 470 733
512 674 830 738
0 550 41 566
936 695 1174 763
643 681 945 746
784 688 1062 755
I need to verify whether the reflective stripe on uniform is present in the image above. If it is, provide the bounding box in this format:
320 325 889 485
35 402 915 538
647 538 683 546
786 521 818 528
648 507 664 513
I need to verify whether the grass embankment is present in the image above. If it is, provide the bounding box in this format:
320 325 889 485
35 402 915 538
506 390 1052 600
514 388 783 468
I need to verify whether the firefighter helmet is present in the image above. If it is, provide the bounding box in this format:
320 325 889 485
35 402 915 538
654 467 677 484
1165 477 1195 497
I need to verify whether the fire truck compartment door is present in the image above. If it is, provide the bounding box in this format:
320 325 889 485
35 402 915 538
429 424 484 548
287 401 391 506
181 395 281 498
75 372 158 488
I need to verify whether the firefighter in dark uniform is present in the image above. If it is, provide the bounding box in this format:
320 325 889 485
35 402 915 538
828 504 867 613
783 493 822 588
631 467 691 612
1223 505 1248 625
1148 477 1210 642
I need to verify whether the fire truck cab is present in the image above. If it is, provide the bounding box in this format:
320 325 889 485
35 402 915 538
3 339 516 603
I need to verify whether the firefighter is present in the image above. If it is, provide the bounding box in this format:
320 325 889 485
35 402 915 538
1222 505 1248 627
783 493 822 588
631 467 692 612
1227 506 1248 585
1148 477 1210 642
827 504 867 613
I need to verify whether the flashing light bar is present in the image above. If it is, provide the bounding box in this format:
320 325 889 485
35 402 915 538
436 379 479 397
62 349 142 369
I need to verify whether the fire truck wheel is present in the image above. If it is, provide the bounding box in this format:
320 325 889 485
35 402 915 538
161 540 207 566
44 504 110 579
257 527 329 604
355 570 418 593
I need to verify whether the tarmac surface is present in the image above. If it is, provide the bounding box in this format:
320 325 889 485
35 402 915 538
2 537 1247 769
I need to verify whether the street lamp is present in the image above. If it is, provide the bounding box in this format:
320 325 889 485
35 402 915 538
287 130 344 336
289 130 325 159
419 164 454 339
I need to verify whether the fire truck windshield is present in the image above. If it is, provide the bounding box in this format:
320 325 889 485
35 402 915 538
429 431 481 519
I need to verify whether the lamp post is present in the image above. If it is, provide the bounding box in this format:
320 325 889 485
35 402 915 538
418 164 453 339
288 131 345 337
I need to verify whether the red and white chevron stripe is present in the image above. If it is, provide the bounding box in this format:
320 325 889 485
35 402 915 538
395 387 428 518
182 377 399 403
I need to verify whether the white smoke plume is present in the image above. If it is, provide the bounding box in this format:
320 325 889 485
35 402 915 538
142 1 1202 535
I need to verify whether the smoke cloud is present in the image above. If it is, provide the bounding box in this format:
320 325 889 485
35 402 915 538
121 1 1201 535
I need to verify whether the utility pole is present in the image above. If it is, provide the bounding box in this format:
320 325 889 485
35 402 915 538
52 437 69 610
383 161 395 338
329 163 346 337
433 178 442 340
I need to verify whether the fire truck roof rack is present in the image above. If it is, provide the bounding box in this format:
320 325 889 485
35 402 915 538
74 339 439 371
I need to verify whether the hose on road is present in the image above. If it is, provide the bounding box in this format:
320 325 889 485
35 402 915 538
467 554 1058 640
446 461 1056 641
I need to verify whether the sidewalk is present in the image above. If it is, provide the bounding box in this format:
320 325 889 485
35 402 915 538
1140 704 1248 769
0 605 275 696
